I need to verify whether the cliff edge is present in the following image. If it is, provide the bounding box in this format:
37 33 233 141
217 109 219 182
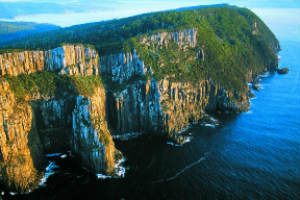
0 5 279 193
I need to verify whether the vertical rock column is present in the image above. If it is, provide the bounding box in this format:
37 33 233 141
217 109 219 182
0 44 99 76
0 80 44 192
72 87 118 174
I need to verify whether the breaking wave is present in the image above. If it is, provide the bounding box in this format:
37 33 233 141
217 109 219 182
97 156 126 179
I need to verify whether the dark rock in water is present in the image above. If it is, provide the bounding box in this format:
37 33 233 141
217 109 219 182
252 84 260 91
251 75 260 91
277 68 289 74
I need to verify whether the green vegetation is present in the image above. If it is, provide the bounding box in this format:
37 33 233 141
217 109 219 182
1 71 103 99
71 75 103 96
0 48 26 53
121 7 279 92
0 5 279 93
0 6 279 53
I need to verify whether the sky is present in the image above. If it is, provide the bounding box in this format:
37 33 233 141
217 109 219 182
0 0 299 41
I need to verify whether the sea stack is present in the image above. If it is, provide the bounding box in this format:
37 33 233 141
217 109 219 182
277 68 289 74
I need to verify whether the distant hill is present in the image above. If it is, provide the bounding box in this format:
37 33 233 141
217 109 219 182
173 3 233 11
0 4 278 54
0 21 60 44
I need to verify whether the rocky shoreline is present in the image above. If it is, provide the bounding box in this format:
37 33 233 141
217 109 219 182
0 10 279 193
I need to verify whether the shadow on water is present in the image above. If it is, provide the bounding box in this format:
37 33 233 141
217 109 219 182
13 114 239 199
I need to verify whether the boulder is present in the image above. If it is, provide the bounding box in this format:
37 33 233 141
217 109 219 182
277 68 289 74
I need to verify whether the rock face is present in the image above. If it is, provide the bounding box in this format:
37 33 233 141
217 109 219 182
0 27 277 192
0 44 99 76
32 99 74 153
141 28 198 48
107 75 249 137
100 50 148 84
72 87 117 174
0 78 119 192
105 28 249 137
0 80 44 192
107 79 163 134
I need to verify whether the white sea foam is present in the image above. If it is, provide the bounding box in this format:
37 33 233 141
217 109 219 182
39 161 59 186
178 125 192 134
202 114 220 126
209 116 219 123
6 156 60 194
196 116 219 127
97 156 126 179
60 154 67 159
259 72 271 78
204 123 216 128
166 136 192 147
183 136 192 143
115 157 126 178
166 141 182 147
153 153 208 183
96 174 111 179
113 132 143 140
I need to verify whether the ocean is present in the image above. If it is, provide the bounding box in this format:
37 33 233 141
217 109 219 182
7 40 300 200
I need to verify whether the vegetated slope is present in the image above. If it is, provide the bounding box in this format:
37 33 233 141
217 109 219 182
0 21 60 45
0 5 279 93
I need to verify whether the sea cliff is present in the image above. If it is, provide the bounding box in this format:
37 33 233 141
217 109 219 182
0 44 99 76
0 5 279 193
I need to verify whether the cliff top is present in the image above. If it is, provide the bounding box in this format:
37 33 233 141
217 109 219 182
0 5 279 54
0 5 280 93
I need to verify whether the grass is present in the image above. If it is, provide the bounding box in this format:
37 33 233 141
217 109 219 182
1 71 103 100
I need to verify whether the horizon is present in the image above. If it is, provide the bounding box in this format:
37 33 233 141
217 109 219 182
0 0 299 41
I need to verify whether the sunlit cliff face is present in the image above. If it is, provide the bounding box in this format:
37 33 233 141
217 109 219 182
0 44 121 193
0 45 99 76
0 77 121 192
0 80 45 192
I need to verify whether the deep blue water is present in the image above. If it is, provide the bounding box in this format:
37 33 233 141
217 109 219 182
10 40 300 200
